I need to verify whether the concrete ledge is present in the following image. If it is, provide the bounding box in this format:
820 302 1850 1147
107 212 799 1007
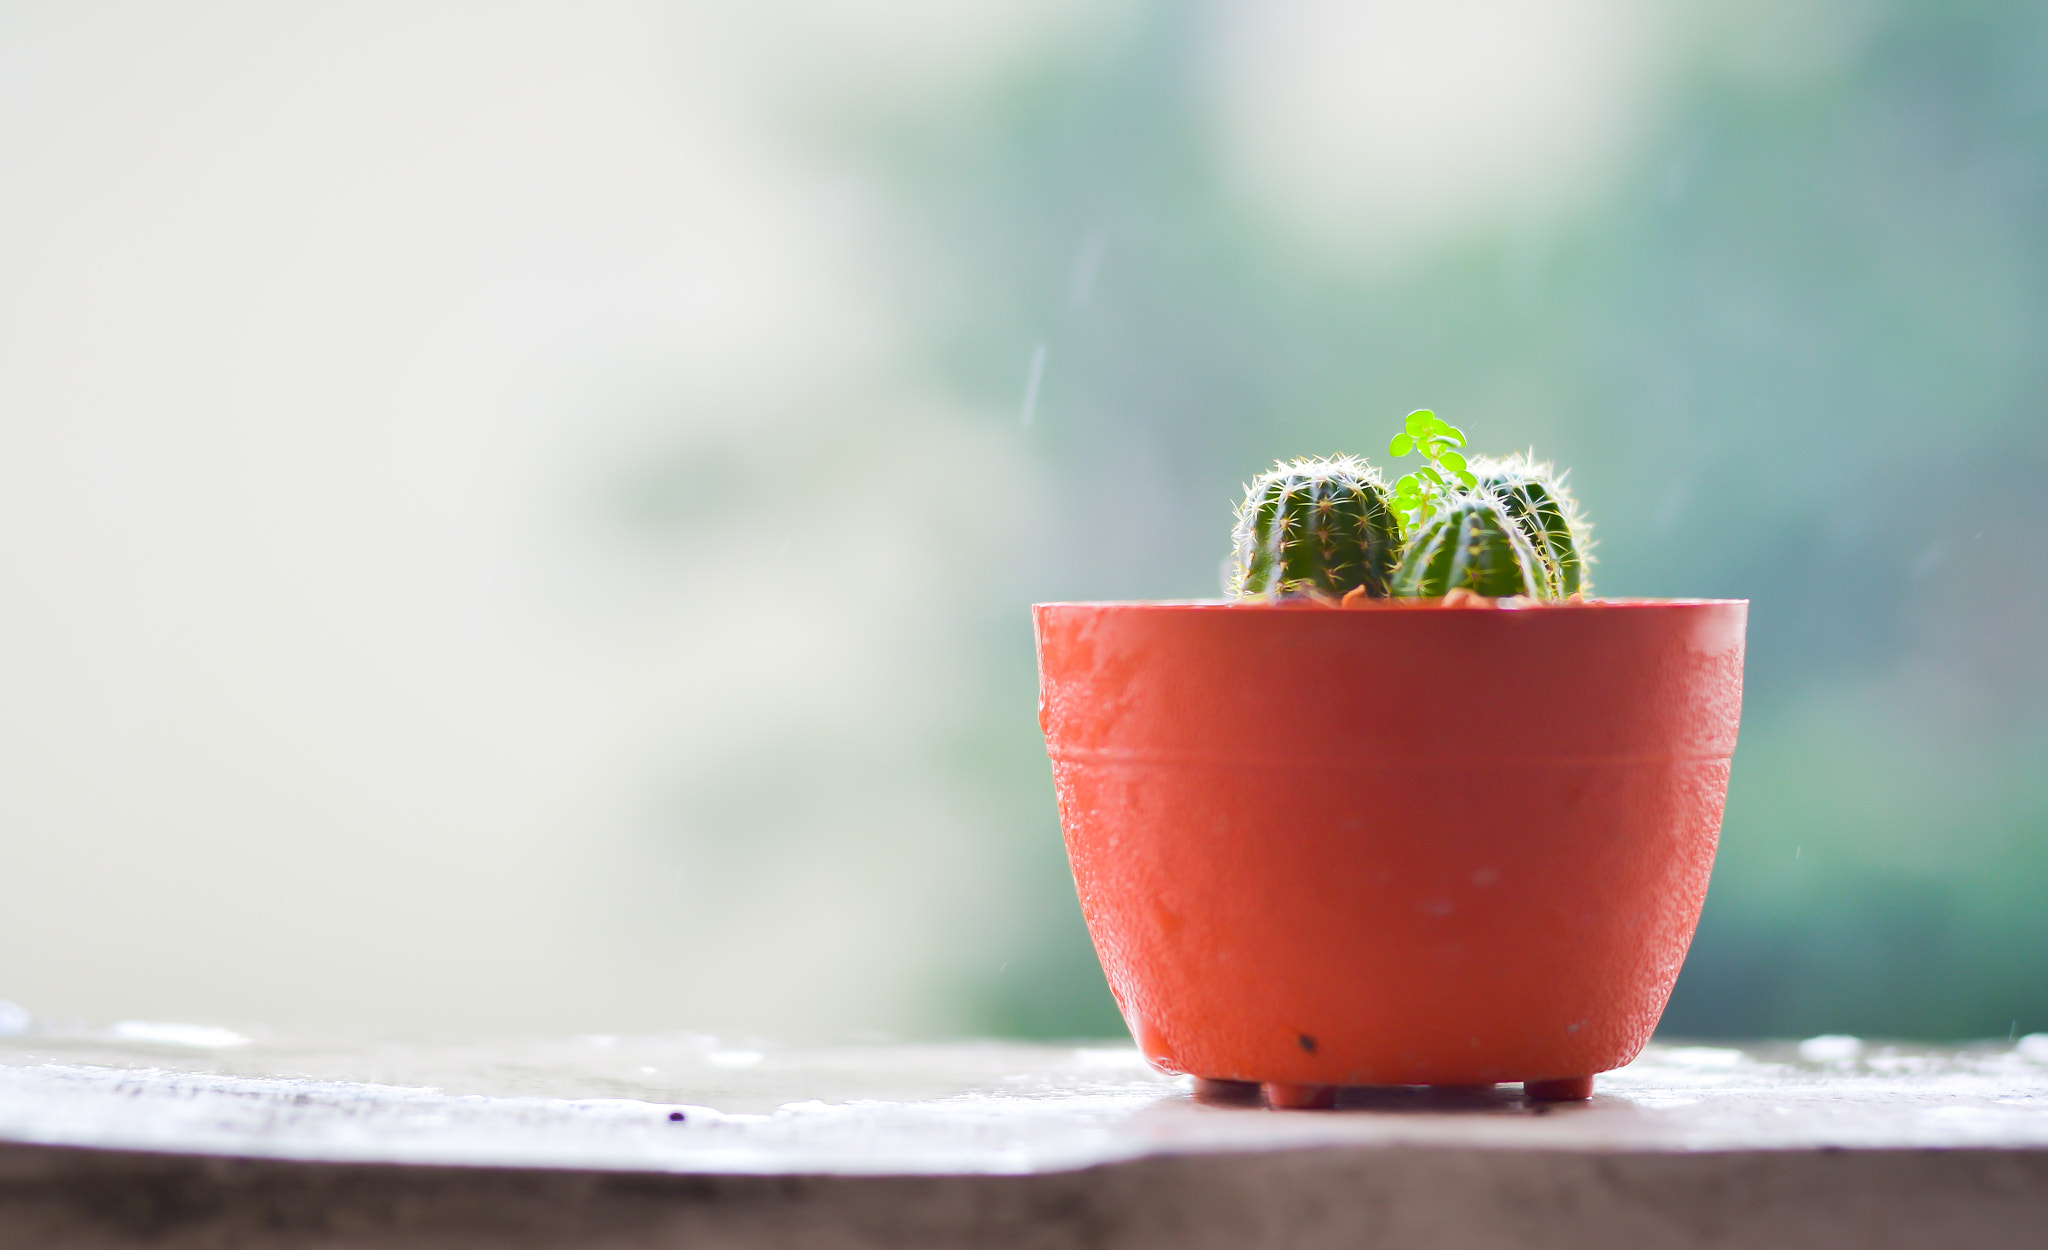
3 1033 2046 1247
7 1140 2048 1249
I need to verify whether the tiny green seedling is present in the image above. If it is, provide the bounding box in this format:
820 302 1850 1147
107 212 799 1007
1386 410 1478 537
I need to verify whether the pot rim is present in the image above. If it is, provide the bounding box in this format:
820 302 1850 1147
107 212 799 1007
1033 597 1746 611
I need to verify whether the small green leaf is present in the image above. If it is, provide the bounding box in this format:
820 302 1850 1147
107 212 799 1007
1441 424 1467 447
1419 466 1444 486
1389 433 1414 457
1456 470 1477 489
1427 416 1453 436
1396 473 1419 492
1440 452 1466 472
1404 410 1434 436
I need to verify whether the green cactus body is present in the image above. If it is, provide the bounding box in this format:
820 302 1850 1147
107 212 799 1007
1389 495 1546 599
1471 453 1591 597
1230 456 1400 600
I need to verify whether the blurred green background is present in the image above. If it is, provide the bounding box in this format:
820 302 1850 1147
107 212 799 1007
1 0 2041 1042
904 0 2048 1040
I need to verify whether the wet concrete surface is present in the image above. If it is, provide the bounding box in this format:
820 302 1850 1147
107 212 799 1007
2 1029 2045 1247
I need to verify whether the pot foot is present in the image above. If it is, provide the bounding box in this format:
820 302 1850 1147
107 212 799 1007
1523 1075 1594 1102
1263 1082 1338 1110
1192 1077 1261 1104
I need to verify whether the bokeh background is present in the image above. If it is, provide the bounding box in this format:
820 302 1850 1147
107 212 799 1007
2 0 2043 1042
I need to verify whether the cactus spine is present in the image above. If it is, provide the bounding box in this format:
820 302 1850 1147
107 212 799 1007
1230 456 1400 600
1388 494 1546 599
1470 453 1592 597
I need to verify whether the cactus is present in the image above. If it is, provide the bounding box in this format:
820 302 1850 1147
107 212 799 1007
1388 494 1546 599
1230 456 1400 600
1231 414 1595 603
1470 453 1592 597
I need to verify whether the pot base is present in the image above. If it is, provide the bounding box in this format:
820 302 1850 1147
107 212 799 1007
1523 1075 1596 1102
1191 1077 1262 1104
1262 1082 1338 1110
1197 1076 1597 1110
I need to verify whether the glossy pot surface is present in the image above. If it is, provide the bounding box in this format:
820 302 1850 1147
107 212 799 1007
1033 599 1747 1087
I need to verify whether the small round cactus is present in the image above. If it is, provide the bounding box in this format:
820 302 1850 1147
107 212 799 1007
1470 453 1592 597
1230 456 1400 600
1389 494 1546 599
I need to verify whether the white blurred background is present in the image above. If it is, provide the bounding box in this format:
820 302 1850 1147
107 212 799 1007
3 0 2044 1042
0 0 1088 1036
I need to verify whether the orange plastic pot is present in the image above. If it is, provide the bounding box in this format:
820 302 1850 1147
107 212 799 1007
1033 598 1746 1101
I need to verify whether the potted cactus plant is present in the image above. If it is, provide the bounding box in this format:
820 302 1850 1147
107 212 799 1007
1034 411 1745 1108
